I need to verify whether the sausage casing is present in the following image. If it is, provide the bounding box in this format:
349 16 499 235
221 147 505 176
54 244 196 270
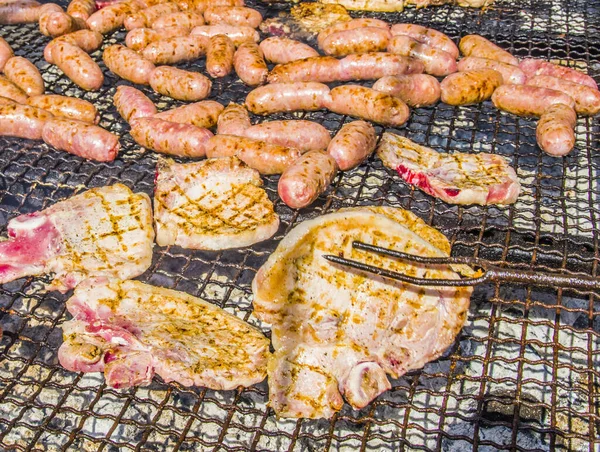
459 35 518 66
492 85 576 117
191 24 259 46
259 37 318 64
0 2 62 25
142 35 207 65
154 100 224 128
26 94 98 123
526 75 600 116
67 0 96 20
125 26 190 51
39 11 86 38
440 69 503 106
123 2 179 30
86 1 139 34
267 56 343 83
388 35 457 77
0 37 14 72
390 24 459 59
246 82 331 114
457 56 526 84
149 66 212 101
320 27 391 57
151 11 204 29
103 44 156 85
338 53 424 81
0 75 28 103
45 29 103 64
50 41 104 91
243 120 331 153
203 6 262 28
3 56 44 96
216 102 251 136
114 86 157 123
536 103 577 157
317 18 389 49
373 74 440 108
206 34 235 78
327 120 376 170
519 58 598 90
233 41 268 86
0 104 54 140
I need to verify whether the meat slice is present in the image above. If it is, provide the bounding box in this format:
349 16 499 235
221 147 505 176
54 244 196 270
59 278 271 389
377 133 520 205
0 184 154 292
154 157 279 250
252 206 473 419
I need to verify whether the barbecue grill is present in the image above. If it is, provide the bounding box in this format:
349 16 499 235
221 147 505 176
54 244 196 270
0 0 599 450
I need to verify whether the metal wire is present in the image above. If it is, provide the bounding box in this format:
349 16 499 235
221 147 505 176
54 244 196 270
0 0 599 450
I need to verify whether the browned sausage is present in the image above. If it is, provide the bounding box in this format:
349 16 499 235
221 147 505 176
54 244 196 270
327 120 376 170
3 56 44 97
44 29 103 64
233 41 267 86
492 85 575 117
0 75 27 103
259 37 318 64
338 53 425 81
216 102 250 136
151 11 204 29
205 135 302 175
388 35 457 77
520 58 598 90
267 56 343 84
457 57 526 84
317 18 389 49
149 66 212 101
154 100 224 128
0 104 54 140
39 11 87 38
123 2 179 30
175 0 243 12
246 82 331 114
459 35 518 66
86 1 139 34
325 85 410 127
390 24 459 59
130 117 213 157
67 0 96 20
0 2 62 24
41 118 119 162
125 26 190 51
113 86 157 123
203 6 262 28
526 75 600 116
440 69 503 105
0 37 14 72
190 24 259 46
372 74 440 108
141 35 207 65
103 44 155 85
0 96 17 105
243 120 331 153
321 27 391 57
206 34 235 78
49 41 104 91
26 94 98 123
536 103 576 157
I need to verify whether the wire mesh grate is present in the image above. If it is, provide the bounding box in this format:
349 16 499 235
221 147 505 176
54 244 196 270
1 0 600 450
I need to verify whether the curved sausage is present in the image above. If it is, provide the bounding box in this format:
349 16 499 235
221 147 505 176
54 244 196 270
142 35 207 65
267 56 342 83
246 82 331 114
206 34 235 78
0 37 14 72
243 120 331 153
0 75 28 103
520 58 598 90
233 41 267 86
388 35 457 77
459 35 518 66
278 150 338 209
3 56 44 96
86 1 139 34
0 2 62 24
526 75 600 116
125 26 190 51
203 6 262 28
205 135 302 175
67 0 96 20
49 41 104 91
491 85 575 117
321 27 391 57
154 100 223 128
217 102 250 136
39 11 87 38
326 120 376 170
151 11 204 29
536 103 576 157
373 74 440 108
0 104 54 140
325 85 410 127
191 24 259 46
457 56 526 84
26 94 98 123
41 118 119 162
259 37 318 64
317 18 389 49
390 24 458 59
113 86 157 123
338 53 424 81
149 66 212 101
44 29 103 64
123 2 179 30
440 69 503 106
130 117 213 157
103 44 155 85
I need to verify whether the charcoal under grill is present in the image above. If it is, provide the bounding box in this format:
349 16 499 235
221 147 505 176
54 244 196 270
0 0 599 450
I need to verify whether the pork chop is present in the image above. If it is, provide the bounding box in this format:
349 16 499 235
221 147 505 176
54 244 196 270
154 157 279 250
377 133 521 205
252 206 473 419
0 184 154 292
59 278 271 389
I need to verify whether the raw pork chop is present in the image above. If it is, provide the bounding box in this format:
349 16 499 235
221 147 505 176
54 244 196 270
154 157 279 250
59 278 271 389
252 206 473 419
0 184 154 292
377 133 521 205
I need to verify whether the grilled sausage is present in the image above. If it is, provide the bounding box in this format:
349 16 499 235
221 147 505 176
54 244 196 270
246 82 331 114
191 24 259 46
151 11 204 29
317 18 389 49
457 56 526 84
233 41 267 86
0 2 62 24
390 24 459 59
44 29 103 64
123 2 179 30
267 56 343 83
130 117 213 157
175 0 243 12
50 41 104 91
326 120 376 170
86 1 139 34
338 53 425 81
0 104 54 140
388 35 457 77
459 35 518 66
0 37 14 72
0 75 28 103
26 94 98 123
0 96 17 105
519 58 598 90
491 85 575 117
259 37 318 64
440 69 503 105
67 0 96 20
142 35 207 65
3 57 44 96
125 26 190 51
41 118 119 162
149 66 212 101
278 150 338 209
113 86 157 123
320 27 391 57
536 103 576 157
373 74 440 108
325 85 410 127
203 6 262 28
205 135 302 175
206 34 235 78
103 45 155 85
243 120 331 153
39 11 87 38
154 100 224 128
216 102 251 136
526 75 600 116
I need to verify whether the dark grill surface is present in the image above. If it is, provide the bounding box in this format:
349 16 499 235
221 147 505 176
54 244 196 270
1 0 600 450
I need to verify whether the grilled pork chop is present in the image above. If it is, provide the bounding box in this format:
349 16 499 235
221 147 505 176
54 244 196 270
154 157 280 250
59 278 271 389
0 184 154 292
377 133 521 205
252 206 473 419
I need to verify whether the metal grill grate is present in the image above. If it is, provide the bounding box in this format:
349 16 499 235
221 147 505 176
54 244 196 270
1 0 599 450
